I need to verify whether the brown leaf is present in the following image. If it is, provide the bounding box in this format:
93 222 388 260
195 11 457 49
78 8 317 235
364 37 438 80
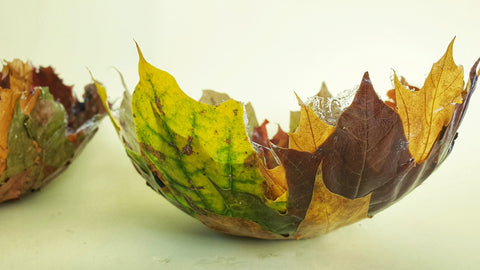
270 125 289 148
33 67 106 131
196 210 290 240
250 120 282 168
320 72 413 200
32 66 75 116
251 120 270 148
274 147 322 219
0 170 33 202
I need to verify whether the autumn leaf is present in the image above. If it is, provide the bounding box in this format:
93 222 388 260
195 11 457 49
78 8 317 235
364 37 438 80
129 46 299 235
394 39 464 163
288 95 335 153
0 59 105 203
295 162 371 239
320 73 412 201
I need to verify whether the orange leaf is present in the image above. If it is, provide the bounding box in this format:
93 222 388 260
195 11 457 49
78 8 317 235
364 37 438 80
1 59 33 93
259 162 287 200
0 60 36 177
394 39 464 162
289 95 335 153
0 89 22 176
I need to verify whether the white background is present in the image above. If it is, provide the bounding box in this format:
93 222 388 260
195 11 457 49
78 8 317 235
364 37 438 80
1 1 479 269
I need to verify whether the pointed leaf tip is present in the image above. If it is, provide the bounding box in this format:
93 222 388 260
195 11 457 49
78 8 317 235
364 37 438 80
394 39 464 162
362 71 370 81
317 82 332 99
444 37 456 64
135 41 146 65
89 72 121 132
293 92 304 106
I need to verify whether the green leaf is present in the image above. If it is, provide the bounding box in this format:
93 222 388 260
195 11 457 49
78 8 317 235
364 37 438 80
0 87 75 190
130 47 296 234
25 88 75 167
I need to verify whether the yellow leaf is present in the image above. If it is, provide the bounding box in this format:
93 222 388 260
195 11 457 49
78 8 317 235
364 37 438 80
289 95 335 153
93 78 121 132
295 163 371 239
394 39 464 162
131 44 269 213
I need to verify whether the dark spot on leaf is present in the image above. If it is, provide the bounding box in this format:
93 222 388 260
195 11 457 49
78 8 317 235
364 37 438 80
233 109 238 116
140 142 166 161
182 136 194 155
153 173 166 188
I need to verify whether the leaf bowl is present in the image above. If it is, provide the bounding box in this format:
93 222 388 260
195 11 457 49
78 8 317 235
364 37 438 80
0 60 105 203
97 40 479 239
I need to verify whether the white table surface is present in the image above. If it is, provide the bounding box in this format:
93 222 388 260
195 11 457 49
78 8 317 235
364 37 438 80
1 1 480 269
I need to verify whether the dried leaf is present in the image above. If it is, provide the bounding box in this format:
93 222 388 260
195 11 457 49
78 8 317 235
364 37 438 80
259 162 287 200
369 55 479 214
317 82 332 99
196 210 290 239
130 46 297 235
289 110 301 133
0 89 21 176
295 163 371 239
394 39 464 162
288 81 331 134
288 95 335 153
270 126 289 148
320 73 412 200
244 102 259 136
274 147 322 219
198 89 230 105
250 120 281 168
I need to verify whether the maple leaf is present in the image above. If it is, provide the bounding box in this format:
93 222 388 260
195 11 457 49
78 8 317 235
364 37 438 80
394 39 464 163
99 40 478 240
112 46 299 235
320 73 411 201
295 162 371 239
288 95 335 153
0 59 106 203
